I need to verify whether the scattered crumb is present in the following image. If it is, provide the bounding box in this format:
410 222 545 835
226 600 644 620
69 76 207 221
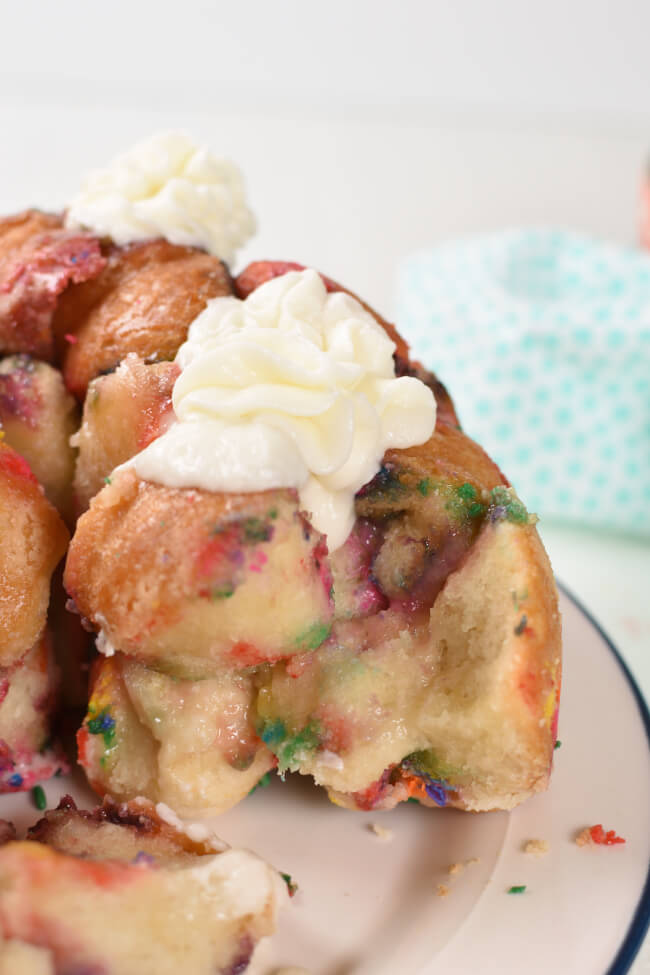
466 856 480 867
524 839 549 857
575 824 626 847
368 823 393 841
280 872 298 897
447 862 464 876
436 884 450 898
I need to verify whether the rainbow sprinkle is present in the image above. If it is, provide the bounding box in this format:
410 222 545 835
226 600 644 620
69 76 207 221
31 784 46 811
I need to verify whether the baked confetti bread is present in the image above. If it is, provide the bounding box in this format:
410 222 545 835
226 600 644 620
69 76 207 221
0 441 68 668
0 209 105 362
0 209 233 403
0 795 286 975
65 261 562 816
78 655 275 816
0 442 68 791
0 632 65 793
0 355 78 522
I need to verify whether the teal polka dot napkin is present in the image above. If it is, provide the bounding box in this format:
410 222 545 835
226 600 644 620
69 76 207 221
396 230 650 537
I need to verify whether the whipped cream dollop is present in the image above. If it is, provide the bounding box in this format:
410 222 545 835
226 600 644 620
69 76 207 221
65 131 255 263
130 269 436 550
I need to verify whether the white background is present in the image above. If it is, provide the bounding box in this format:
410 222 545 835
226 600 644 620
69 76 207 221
1 0 649 312
1 2 649 970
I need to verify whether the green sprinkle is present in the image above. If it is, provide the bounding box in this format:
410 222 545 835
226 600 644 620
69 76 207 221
87 709 116 748
280 872 298 896
514 615 528 636
242 517 272 543
294 621 331 651
406 797 421 805
468 502 485 518
417 478 431 497
554 740 562 750
268 507 278 520
457 482 477 501
31 784 46 811
249 772 271 794
490 486 531 525
277 721 321 773
103 476 112 485
211 586 234 600
507 885 527 895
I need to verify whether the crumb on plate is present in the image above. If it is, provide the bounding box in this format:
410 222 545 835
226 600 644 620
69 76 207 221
575 824 626 847
524 839 549 856
436 884 450 898
447 861 464 876
368 823 393 841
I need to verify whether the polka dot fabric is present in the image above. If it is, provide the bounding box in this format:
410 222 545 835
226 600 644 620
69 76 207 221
396 230 650 537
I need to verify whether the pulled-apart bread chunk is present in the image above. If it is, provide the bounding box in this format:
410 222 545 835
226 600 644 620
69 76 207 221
54 238 234 398
0 796 286 975
64 260 561 817
0 442 68 667
0 355 78 521
78 655 274 816
0 632 66 793
0 210 105 360
73 353 178 512
65 472 332 678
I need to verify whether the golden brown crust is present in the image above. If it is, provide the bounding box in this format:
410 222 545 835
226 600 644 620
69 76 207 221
0 355 79 523
0 211 106 361
73 355 178 512
65 471 331 676
55 238 234 398
0 210 62 258
0 443 69 666
28 795 221 860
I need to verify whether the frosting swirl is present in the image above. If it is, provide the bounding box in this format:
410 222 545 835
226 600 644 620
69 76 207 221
66 131 255 263
130 269 436 550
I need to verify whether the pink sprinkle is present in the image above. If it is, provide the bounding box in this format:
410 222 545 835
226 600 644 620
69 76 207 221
64 333 78 344
249 551 268 573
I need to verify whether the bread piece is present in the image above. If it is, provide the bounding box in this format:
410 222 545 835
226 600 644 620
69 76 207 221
0 796 286 975
73 353 178 512
54 238 233 398
65 471 333 678
65 261 561 815
0 632 67 793
0 442 68 666
78 654 274 816
0 210 105 360
262 517 560 811
0 355 78 522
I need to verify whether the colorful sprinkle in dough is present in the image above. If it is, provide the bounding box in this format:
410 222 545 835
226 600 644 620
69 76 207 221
31 784 47 810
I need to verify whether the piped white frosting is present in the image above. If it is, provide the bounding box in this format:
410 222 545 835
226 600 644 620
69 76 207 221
66 131 255 263
129 269 436 550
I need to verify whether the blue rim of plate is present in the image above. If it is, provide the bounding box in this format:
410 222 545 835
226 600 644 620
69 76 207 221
558 581 650 975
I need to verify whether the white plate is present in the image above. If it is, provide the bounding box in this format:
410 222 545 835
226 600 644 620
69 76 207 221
1 586 648 975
